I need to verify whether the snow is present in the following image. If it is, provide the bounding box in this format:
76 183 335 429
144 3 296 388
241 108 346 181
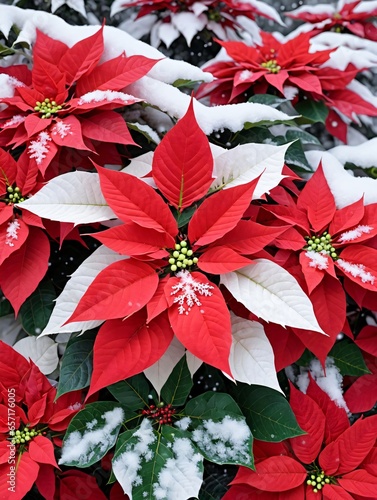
338 225 373 243
78 90 137 105
152 438 203 500
305 250 329 270
5 220 21 247
330 138 377 170
170 271 214 315
0 74 24 101
336 259 375 285
27 131 52 165
175 417 192 431
3 115 26 128
51 0 86 17
59 407 124 465
51 121 72 139
191 416 251 463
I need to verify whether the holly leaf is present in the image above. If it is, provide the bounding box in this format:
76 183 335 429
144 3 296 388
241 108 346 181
152 98 213 210
108 373 151 412
59 402 126 467
19 280 56 335
161 355 193 407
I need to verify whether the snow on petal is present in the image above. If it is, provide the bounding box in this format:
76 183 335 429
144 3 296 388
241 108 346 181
18 171 116 225
27 131 52 165
3 115 26 128
305 250 329 270
170 270 214 315
51 121 72 139
51 0 86 17
5 220 21 247
78 90 137 105
227 314 282 393
336 259 375 285
220 259 325 333
338 225 373 243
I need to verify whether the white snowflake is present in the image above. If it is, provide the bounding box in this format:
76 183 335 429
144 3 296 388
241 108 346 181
305 250 329 270
170 270 214 315
338 225 373 243
28 131 52 165
3 115 26 128
51 121 72 139
5 220 21 247
238 70 252 82
337 259 375 285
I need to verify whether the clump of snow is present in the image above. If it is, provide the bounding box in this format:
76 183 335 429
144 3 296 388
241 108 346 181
59 407 124 465
171 271 214 315
5 220 21 247
175 417 191 431
191 416 251 463
51 121 72 139
336 259 375 285
338 225 373 243
293 357 350 414
78 90 137 105
27 131 52 165
3 115 26 128
305 250 329 270
330 138 377 170
152 438 203 500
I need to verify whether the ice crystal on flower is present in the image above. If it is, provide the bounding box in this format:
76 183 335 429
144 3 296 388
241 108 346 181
8 76 25 88
305 250 329 270
3 115 26 128
338 225 373 243
5 220 21 247
170 270 214 315
337 259 375 284
239 70 252 81
28 131 52 165
78 90 135 105
51 121 72 139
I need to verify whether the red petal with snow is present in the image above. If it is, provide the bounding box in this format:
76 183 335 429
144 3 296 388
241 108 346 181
0 452 39 500
147 276 169 323
188 177 259 247
198 246 253 274
92 223 173 257
232 456 307 492
88 309 173 397
58 26 104 86
50 116 92 151
152 98 213 209
329 198 364 236
29 435 58 468
67 258 159 323
338 469 377 497
0 217 29 266
319 415 377 475
323 484 354 500
76 54 160 95
0 227 49 315
80 110 136 146
297 163 336 233
59 470 107 500
289 382 326 464
166 272 232 376
97 167 178 237
336 245 377 292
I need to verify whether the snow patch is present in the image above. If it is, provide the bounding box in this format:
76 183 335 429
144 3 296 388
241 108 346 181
336 259 375 285
78 90 137 105
5 220 21 247
51 121 72 139
305 250 329 270
170 271 214 315
338 225 373 243
27 131 52 165
3 115 26 128
175 417 191 431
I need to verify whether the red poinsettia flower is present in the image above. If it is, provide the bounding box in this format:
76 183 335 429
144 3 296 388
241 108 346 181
0 342 83 500
224 378 377 499
263 164 377 355
287 0 377 41
196 31 377 141
63 100 286 397
0 27 159 175
0 148 50 314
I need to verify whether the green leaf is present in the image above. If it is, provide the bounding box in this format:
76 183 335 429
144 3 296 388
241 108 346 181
56 331 95 399
174 205 197 228
244 117 296 129
0 295 12 317
284 141 313 171
60 402 128 467
183 392 243 421
108 373 151 412
161 355 193 407
286 129 321 145
230 384 304 442
248 94 287 107
127 122 159 144
0 43 15 57
295 99 329 124
18 280 56 335
172 78 199 89
329 339 370 376
112 422 204 500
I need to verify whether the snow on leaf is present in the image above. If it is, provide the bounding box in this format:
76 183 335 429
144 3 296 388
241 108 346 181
27 131 52 165
305 250 329 270
12 336 58 375
170 270 214 315
338 225 373 243
59 406 125 466
77 90 138 105
220 259 325 333
40 246 127 336
51 0 86 17
210 142 289 199
227 314 282 393
336 259 375 285
4 220 21 247
18 172 116 225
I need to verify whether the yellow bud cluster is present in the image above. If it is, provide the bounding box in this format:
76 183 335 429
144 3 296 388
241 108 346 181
6 185 25 204
306 471 331 493
305 231 338 259
9 426 41 445
261 59 281 74
168 240 198 272
34 98 63 119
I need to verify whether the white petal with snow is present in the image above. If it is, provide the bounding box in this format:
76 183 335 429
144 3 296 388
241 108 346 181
18 171 115 224
220 260 324 333
13 336 58 375
51 0 86 17
227 314 282 393
40 246 128 336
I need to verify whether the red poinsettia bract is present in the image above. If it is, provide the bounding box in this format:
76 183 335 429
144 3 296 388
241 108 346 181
0 27 159 175
196 31 377 141
0 342 83 500
287 0 377 41
64 100 285 397
224 378 377 499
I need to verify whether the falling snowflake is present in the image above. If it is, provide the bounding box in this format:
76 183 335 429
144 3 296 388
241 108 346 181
28 131 52 165
5 219 21 247
51 121 72 139
171 270 214 315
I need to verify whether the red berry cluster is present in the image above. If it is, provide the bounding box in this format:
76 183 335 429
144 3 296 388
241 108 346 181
141 403 176 425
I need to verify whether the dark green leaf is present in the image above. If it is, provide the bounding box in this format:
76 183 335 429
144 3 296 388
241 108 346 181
174 205 197 228
56 331 95 399
19 280 56 335
285 141 313 171
248 94 287 107
230 384 304 442
60 402 128 467
286 129 321 145
172 78 199 88
0 295 12 317
295 99 329 124
329 338 370 376
161 355 193 407
127 122 159 144
108 373 151 412
183 392 243 421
